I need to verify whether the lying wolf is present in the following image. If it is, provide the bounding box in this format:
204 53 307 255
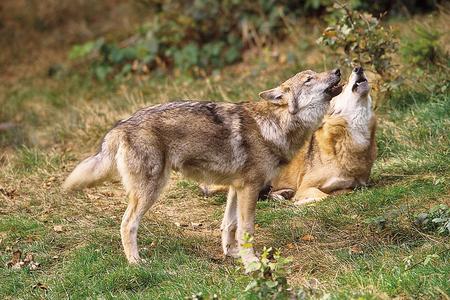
63 68 342 266
271 67 377 204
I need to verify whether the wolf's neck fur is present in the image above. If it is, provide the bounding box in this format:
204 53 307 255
333 95 373 147
250 101 326 159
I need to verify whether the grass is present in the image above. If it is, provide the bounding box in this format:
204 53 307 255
1 12 449 300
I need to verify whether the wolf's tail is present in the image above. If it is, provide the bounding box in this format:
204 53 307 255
62 130 121 191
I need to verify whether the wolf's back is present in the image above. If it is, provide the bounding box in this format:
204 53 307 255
62 130 121 191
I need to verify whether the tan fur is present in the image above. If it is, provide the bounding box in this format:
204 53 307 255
63 68 342 267
271 68 377 204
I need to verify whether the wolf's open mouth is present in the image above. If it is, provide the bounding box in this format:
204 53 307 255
327 82 343 98
352 76 367 91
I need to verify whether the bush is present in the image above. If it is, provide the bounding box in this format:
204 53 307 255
67 1 443 80
239 234 321 299
243 246 292 299
415 204 450 235
317 3 400 102
68 0 334 80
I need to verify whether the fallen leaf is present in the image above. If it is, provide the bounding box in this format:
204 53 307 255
32 282 48 291
53 225 63 233
23 253 33 265
301 234 315 242
12 250 22 262
174 222 188 227
349 245 364 255
29 261 40 271
191 222 203 228
6 250 39 270
0 187 17 199
87 193 100 200
6 249 22 268
100 191 114 197
287 243 295 249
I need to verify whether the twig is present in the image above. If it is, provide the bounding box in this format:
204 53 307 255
335 1 354 26
404 248 450 272
413 227 444 244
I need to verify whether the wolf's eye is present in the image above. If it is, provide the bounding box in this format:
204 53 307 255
305 76 313 83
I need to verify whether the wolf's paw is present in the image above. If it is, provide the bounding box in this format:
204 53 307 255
223 244 240 258
127 256 143 265
293 197 323 206
269 188 295 201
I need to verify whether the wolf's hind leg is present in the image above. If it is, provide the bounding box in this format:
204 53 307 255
118 148 169 264
120 187 162 264
221 187 238 258
293 187 328 206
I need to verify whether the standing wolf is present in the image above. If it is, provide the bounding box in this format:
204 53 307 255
63 68 342 266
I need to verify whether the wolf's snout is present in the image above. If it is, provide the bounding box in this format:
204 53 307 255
353 67 363 75
326 68 343 98
332 68 341 77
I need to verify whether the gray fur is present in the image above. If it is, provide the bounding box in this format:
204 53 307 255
63 69 342 267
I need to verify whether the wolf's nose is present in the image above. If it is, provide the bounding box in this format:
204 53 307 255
332 68 341 76
353 67 363 75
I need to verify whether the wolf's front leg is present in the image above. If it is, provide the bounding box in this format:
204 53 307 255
221 186 239 258
236 186 259 269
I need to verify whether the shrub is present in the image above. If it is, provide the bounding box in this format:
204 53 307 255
415 204 450 236
243 246 292 299
317 3 400 103
68 0 334 80
238 234 321 299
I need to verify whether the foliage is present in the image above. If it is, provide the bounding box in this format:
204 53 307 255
350 0 439 15
317 3 400 99
67 1 444 81
401 26 444 66
415 204 450 235
68 0 333 80
243 248 292 299
239 234 320 300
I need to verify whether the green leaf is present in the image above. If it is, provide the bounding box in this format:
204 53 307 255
245 261 262 273
245 280 258 292
94 65 112 81
265 280 278 288
69 41 96 60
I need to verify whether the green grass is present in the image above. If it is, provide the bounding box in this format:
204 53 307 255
1 21 449 300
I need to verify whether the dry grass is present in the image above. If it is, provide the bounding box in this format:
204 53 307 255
0 6 449 300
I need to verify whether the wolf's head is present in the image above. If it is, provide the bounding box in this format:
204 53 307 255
330 67 372 115
259 69 342 115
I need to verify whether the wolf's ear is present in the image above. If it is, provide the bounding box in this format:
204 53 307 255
259 87 283 101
